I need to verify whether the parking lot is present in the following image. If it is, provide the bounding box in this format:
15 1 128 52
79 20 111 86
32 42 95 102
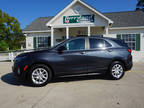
0 62 144 108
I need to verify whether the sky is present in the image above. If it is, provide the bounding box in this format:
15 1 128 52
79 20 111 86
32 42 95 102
0 0 138 29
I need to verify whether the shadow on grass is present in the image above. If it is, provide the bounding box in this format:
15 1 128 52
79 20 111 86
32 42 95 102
1 72 109 87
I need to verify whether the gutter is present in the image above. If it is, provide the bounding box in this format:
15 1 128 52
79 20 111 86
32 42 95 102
110 26 144 30
22 30 51 33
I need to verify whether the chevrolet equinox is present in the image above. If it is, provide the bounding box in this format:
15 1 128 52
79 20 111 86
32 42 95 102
13 36 133 86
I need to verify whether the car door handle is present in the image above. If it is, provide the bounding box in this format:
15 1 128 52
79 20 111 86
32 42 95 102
80 52 86 54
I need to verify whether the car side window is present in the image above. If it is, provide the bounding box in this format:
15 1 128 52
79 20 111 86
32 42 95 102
89 38 111 49
64 38 85 51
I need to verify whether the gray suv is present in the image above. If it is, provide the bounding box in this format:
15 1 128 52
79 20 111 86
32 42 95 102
13 36 133 86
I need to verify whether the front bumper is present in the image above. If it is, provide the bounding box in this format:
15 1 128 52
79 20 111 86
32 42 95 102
12 58 30 80
12 65 27 80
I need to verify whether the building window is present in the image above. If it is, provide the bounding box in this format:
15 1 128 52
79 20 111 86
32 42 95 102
122 34 136 50
117 34 141 51
33 37 50 49
37 37 49 48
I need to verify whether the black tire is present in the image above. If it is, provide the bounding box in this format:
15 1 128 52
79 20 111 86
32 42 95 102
108 61 125 80
28 64 52 87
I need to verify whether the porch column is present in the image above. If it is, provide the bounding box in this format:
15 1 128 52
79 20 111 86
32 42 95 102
105 26 109 36
51 27 54 47
66 26 69 39
88 26 91 36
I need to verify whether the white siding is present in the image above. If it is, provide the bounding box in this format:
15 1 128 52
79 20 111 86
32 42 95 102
108 28 144 51
26 36 33 50
141 33 144 51
51 2 108 27
109 29 144 51
26 33 51 49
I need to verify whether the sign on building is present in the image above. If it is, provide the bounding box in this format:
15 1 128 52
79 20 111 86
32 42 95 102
63 14 95 24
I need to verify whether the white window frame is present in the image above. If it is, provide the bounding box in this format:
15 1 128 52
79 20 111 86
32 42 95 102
120 33 137 50
36 36 50 49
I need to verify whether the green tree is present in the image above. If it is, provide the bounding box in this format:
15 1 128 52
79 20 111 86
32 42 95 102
136 0 144 11
0 40 8 51
0 9 25 51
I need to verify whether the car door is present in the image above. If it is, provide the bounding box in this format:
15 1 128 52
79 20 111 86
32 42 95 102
86 38 112 72
53 37 88 75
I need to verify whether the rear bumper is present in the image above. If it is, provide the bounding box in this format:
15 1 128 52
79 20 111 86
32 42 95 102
125 61 133 71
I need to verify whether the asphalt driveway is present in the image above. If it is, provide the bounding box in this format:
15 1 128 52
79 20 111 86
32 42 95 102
0 62 144 108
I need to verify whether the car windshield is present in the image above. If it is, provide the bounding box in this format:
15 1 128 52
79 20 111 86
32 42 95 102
50 39 69 50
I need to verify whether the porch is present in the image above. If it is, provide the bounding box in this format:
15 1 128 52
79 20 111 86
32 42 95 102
51 26 109 46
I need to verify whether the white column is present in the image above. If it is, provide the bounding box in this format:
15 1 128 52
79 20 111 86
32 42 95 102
24 34 28 49
51 27 54 47
88 26 91 36
105 26 109 36
66 26 69 39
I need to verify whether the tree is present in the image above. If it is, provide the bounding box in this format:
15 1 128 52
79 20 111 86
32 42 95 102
0 40 8 51
136 0 144 11
0 9 25 51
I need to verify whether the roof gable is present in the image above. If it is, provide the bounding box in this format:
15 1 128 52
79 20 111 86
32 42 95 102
46 0 113 26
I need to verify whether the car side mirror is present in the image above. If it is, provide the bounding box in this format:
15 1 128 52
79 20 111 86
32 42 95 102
57 46 66 53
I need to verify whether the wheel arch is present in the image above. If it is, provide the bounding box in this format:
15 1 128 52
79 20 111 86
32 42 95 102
26 62 55 78
109 59 126 70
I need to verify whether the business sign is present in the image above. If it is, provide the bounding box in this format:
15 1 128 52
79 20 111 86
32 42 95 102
63 14 95 24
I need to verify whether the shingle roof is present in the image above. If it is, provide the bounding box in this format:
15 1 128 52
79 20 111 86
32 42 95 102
104 11 144 27
23 11 144 32
23 16 54 31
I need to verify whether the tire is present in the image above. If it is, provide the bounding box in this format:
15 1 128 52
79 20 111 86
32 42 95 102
28 64 52 87
108 61 125 80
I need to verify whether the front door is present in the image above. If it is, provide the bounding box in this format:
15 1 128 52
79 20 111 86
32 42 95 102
53 37 88 75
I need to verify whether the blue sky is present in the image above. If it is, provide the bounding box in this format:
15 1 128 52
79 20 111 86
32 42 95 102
0 0 137 29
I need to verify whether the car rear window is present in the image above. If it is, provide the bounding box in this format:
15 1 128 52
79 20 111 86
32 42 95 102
89 38 112 49
112 39 128 47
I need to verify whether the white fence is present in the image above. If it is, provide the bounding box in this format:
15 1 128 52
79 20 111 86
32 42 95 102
0 49 35 62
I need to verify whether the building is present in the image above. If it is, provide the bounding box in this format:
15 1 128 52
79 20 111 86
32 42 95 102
23 0 144 62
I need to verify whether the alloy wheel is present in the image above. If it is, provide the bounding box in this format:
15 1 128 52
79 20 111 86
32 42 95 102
31 68 49 85
111 64 124 79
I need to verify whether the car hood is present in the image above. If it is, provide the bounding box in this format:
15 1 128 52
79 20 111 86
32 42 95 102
16 49 51 58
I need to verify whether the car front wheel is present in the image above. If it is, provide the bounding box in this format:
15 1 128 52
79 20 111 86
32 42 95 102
29 64 52 87
109 61 125 80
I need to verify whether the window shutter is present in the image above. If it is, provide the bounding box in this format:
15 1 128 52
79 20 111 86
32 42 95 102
136 34 140 51
117 34 121 39
33 37 37 49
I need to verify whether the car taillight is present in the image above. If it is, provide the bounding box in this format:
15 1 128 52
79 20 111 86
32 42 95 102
128 49 132 53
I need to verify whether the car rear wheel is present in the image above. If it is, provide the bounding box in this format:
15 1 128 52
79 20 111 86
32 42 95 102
29 64 52 87
109 61 125 80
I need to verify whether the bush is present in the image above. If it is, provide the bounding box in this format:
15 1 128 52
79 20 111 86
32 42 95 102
0 40 8 51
